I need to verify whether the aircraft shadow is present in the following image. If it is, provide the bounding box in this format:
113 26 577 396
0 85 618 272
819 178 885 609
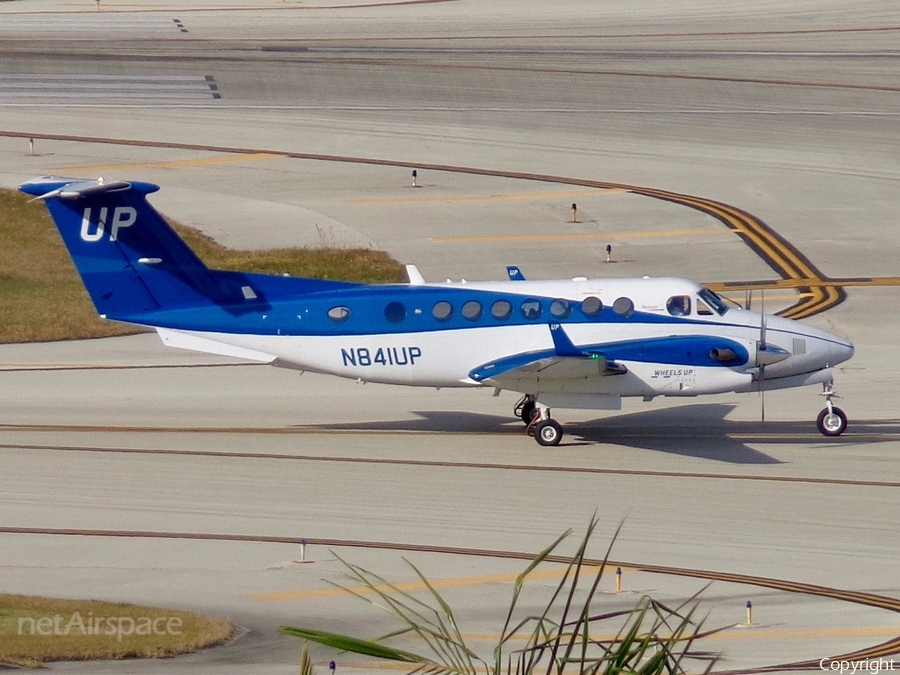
298 403 896 465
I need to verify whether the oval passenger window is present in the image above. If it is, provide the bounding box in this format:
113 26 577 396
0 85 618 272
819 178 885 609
462 300 483 321
384 301 406 323
612 297 634 317
491 299 513 320
327 306 350 322
520 299 542 320
550 299 572 319
581 296 603 316
432 301 453 322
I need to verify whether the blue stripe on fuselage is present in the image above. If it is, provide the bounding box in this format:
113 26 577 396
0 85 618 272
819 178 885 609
113 284 727 337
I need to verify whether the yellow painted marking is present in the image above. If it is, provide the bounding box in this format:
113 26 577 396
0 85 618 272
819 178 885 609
56 152 278 174
347 188 623 205
718 293 815 303
715 277 900 290
431 228 728 244
251 565 632 601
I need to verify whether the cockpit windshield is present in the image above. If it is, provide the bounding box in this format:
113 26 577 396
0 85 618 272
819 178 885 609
697 287 729 316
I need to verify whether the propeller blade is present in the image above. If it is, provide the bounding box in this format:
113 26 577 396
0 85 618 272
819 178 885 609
759 363 766 423
759 291 766 423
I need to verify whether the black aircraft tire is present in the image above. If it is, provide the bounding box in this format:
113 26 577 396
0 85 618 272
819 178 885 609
534 419 563 446
520 400 537 425
817 407 848 436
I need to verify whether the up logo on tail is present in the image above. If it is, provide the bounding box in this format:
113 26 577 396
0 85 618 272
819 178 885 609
80 206 137 242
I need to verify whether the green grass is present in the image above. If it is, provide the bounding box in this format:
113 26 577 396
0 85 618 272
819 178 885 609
0 187 406 343
0 594 233 669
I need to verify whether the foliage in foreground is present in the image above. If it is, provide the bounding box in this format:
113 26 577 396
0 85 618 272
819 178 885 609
0 188 405 343
281 518 721 675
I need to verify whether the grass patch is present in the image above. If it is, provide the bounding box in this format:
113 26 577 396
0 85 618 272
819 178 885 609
0 187 406 343
0 593 233 669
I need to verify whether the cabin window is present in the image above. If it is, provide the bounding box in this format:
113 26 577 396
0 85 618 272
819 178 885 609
491 299 513 320
550 299 572 319
327 306 351 322
520 299 542 320
581 296 603 316
612 296 634 318
697 287 729 316
384 301 406 323
462 300 483 321
666 295 691 316
432 301 453 322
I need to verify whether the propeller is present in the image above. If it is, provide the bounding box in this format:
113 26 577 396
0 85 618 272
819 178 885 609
755 291 792 423
758 292 766 422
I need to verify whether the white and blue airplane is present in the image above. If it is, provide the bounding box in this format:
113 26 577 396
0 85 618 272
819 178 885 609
20 176 855 445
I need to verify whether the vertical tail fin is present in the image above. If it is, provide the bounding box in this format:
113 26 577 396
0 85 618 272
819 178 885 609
19 176 245 320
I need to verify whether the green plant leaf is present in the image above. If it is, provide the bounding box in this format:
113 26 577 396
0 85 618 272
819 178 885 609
281 521 722 675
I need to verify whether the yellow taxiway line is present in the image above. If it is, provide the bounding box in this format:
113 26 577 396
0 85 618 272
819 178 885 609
56 152 279 175
431 227 728 244
347 188 623 205
250 565 631 601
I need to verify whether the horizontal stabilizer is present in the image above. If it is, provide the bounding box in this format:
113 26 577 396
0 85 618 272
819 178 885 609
22 176 137 201
157 328 277 363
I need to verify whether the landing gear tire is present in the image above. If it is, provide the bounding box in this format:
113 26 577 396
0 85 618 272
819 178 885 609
519 400 537 425
514 395 537 425
533 419 563 447
817 406 847 437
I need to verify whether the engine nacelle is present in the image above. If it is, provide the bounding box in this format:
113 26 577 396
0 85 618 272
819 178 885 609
628 362 753 396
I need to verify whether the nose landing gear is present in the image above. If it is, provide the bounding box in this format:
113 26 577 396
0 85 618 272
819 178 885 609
817 380 848 436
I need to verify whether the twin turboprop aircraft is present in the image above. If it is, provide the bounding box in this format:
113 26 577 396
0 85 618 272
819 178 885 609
20 176 855 446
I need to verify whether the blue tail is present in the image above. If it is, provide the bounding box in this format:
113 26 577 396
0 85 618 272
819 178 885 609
20 177 231 318
20 176 356 325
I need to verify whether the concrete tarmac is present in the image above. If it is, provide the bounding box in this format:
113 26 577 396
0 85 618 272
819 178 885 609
1 0 899 672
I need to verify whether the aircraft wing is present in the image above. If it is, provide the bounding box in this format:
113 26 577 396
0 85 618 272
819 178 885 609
468 323 626 388
468 324 750 390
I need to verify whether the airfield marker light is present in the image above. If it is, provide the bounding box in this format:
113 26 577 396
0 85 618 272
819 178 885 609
615 567 623 592
746 600 754 625
294 538 313 564
606 244 612 262
570 203 578 223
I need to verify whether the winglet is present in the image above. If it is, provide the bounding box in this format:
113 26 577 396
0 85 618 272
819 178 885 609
549 323 584 357
506 265 525 281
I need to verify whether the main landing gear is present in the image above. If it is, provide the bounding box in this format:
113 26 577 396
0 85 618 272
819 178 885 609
514 395 563 446
817 380 848 436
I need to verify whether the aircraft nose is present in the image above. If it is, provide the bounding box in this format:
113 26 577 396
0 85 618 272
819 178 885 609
828 336 855 367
